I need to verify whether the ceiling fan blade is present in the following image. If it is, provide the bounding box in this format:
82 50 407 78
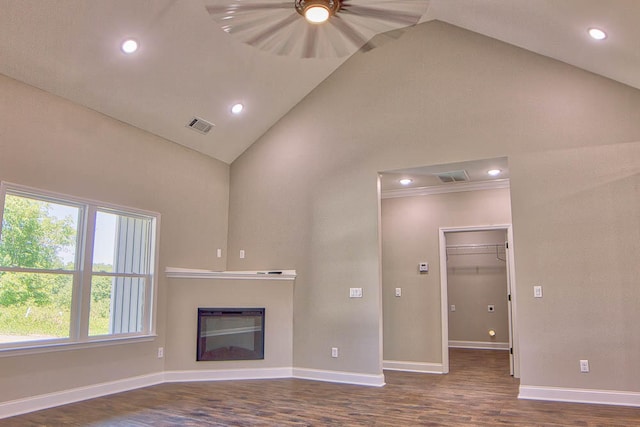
302 25 319 59
246 12 300 47
329 15 375 53
275 20 306 56
206 0 429 58
206 2 291 15
339 5 423 26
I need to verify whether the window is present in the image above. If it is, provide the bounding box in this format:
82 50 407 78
0 182 159 350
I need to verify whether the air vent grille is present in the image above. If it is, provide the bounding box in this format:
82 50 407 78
434 170 470 183
186 117 214 135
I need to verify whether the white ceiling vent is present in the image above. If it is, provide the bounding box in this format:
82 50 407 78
434 170 470 183
186 117 214 135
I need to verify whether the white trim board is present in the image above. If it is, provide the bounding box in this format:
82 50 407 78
449 340 509 350
383 360 445 374
0 367 380 419
519 385 640 408
293 368 385 387
4 369 640 419
0 372 164 420
164 367 292 383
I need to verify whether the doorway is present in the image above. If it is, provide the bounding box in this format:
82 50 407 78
379 156 518 377
439 225 518 376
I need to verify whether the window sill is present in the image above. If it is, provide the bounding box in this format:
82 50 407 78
0 334 157 358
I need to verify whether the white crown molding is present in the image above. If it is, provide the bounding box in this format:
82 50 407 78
519 385 640 407
381 179 510 199
0 372 164 420
449 340 510 350
165 267 297 281
293 368 385 387
383 360 445 374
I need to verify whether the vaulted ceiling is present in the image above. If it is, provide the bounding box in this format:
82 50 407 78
1 0 638 164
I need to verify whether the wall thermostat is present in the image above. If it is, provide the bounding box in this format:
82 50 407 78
419 262 429 273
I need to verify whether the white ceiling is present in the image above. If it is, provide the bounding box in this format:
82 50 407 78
1 0 639 164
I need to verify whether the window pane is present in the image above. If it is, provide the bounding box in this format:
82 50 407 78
89 276 146 336
0 272 72 343
0 194 80 270
93 211 152 274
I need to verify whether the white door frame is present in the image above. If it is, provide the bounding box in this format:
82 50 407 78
438 224 519 377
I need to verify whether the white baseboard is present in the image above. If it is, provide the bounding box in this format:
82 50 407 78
383 360 445 374
449 340 509 350
0 372 164 420
519 385 640 407
293 368 385 387
164 367 293 382
5 370 640 419
0 366 381 419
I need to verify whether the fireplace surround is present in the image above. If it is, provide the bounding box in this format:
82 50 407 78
197 308 265 361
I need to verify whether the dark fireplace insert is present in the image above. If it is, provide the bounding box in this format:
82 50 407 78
197 308 265 361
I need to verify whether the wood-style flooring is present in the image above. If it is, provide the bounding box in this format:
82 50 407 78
2 349 639 426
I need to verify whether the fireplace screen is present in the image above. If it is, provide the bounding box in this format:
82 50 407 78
197 308 265 361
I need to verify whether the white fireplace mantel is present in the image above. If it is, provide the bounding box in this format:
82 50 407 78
165 267 297 281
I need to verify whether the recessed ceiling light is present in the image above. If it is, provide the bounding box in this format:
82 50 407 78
231 103 244 114
121 39 139 54
487 169 502 177
588 28 607 40
399 178 413 186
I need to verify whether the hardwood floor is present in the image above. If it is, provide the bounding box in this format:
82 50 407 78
2 349 639 426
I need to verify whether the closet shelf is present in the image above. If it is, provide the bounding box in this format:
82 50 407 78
446 244 506 261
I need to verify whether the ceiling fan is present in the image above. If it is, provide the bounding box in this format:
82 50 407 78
205 0 429 58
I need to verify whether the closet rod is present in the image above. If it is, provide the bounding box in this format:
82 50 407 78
446 243 505 249
446 243 506 262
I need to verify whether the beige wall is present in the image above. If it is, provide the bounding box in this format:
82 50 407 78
0 74 230 402
3 16 640 406
381 190 511 363
164 278 293 371
446 230 509 345
228 21 640 392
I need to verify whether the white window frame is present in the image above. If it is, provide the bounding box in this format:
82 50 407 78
0 182 160 354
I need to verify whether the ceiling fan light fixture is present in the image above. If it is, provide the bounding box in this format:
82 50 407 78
210 0 429 58
295 0 340 24
305 5 330 23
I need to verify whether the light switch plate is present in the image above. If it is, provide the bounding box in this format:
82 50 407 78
349 288 363 298
580 359 589 373
534 285 543 298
